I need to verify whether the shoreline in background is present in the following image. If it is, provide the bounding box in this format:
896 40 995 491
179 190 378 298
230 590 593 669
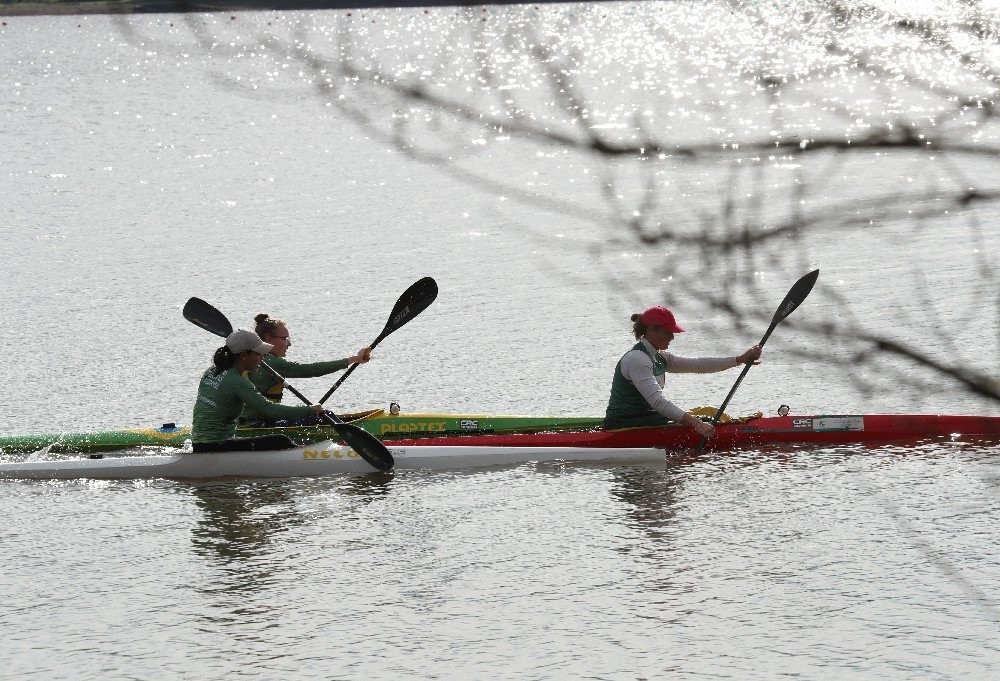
2 1 238 15
1 0 533 16
3 1 203 14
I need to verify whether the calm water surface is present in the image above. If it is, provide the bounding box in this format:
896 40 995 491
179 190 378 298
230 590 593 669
2 3 999 679
5 446 1000 679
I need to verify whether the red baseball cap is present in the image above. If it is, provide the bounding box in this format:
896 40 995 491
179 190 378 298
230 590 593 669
640 306 684 333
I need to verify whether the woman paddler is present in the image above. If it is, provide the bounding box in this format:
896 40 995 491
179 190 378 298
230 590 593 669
240 313 371 425
604 305 762 439
191 329 325 452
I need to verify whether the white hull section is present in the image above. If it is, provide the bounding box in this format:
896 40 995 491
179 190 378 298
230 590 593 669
0 441 665 480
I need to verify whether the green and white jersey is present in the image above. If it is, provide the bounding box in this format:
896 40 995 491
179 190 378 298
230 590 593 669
192 367 314 443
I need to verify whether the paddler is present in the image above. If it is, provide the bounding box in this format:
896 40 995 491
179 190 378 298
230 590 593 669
605 305 762 439
241 312 371 424
192 329 325 452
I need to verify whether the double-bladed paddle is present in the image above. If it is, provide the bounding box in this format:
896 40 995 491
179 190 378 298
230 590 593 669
695 269 820 452
317 276 438 405
182 297 394 471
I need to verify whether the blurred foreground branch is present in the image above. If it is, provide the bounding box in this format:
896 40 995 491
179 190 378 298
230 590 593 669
108 0 1000 405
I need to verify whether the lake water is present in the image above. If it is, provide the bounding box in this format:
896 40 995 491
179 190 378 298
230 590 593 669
2 3 999 679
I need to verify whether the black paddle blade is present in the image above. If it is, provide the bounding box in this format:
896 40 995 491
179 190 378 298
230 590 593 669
183 297 233 338
376 276 438 345
328 420 394 471
771 269 819 326
317 276 438 406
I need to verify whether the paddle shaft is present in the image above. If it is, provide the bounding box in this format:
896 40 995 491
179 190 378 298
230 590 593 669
318 277 438 405
695 269 819 452
258 359 358 432
250 358 394 471
318 331 387 405
705 323 779 427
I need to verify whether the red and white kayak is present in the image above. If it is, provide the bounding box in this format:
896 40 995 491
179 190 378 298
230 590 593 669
385 413 1000 449
0 413 996 481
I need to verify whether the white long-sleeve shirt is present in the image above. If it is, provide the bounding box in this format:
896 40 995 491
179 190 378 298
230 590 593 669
619 338 744 422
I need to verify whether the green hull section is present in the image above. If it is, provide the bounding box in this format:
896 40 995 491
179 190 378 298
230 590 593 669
0 408 604 455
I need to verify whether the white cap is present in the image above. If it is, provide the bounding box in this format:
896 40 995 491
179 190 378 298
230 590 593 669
226 329 273 355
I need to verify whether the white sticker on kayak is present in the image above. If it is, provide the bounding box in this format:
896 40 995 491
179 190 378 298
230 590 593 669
795 416 865 431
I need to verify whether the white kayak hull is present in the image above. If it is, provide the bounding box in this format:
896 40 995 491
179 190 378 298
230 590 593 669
0 440 665 480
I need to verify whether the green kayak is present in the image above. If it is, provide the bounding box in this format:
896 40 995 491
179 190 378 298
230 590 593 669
0 408 605 455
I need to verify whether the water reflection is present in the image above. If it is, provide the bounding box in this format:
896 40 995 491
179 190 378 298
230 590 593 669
190 480 303 563
602 447 869 560
339 470 395 502
607 464 683 542
188 473 396 594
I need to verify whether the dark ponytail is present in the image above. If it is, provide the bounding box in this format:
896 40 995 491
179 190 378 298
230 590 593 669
211 345 236 376
630 313 648 340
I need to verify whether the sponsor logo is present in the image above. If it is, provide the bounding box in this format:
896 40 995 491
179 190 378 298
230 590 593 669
201 373 224 389
302 448 360 460
460 419 479 430
790 417 865 432
391 305 410 325
380 421 447 434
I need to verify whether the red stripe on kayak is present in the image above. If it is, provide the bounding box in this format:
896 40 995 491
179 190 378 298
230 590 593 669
382 415 1000 451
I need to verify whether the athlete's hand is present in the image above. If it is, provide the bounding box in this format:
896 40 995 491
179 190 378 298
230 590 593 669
683 413 715 439
693 420 715 439
739 345 762 365
350 347 372 364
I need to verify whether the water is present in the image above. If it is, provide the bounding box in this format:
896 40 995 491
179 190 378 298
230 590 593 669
2 3 999 679
5 447 999 678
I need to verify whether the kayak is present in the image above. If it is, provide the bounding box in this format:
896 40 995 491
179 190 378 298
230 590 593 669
0 407 605 455
0 441 663 480
1 413 996 481
384 413 1000 449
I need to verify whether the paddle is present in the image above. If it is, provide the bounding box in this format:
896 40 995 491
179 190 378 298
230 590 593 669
695 269 820 452
182 297 394 471
317 276 438 405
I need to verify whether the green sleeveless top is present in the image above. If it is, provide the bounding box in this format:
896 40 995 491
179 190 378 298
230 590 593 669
606 341 667 419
